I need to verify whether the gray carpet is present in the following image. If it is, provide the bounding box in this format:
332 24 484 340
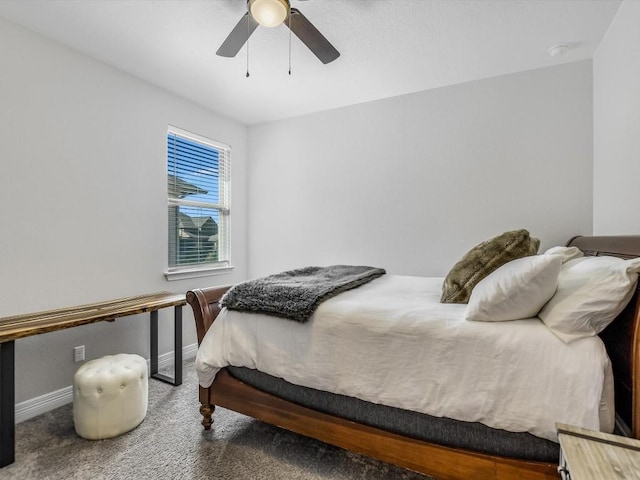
3 361 430 479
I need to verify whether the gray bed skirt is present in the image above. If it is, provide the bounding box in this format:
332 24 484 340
227 366 559 462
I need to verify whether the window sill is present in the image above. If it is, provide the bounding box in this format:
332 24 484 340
164 265 234 281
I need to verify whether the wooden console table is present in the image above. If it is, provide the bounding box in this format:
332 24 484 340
0 291 186 468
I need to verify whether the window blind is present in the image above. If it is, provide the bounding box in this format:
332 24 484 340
167 128 230 269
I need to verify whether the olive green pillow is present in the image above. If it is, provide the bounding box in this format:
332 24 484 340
440 229 540 304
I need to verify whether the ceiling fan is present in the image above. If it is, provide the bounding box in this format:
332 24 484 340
217 0 340 64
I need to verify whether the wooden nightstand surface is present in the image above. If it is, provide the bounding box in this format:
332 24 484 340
557 423 640 479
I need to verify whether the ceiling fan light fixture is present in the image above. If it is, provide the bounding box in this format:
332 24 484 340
248 0 289 28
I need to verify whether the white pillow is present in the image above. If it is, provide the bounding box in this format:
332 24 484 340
465 255 562 322
538 256 640 343
544 246 584 264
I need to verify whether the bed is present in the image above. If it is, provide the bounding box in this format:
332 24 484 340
185 235 640 480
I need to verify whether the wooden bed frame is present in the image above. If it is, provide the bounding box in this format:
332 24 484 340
185 235 640 480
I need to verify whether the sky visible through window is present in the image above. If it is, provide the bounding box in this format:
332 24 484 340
168 133 221 219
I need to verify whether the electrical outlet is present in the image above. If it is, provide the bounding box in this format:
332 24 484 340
74 345 85 362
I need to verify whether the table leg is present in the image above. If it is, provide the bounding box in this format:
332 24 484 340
0 340 15 467
150 310 158 377
174 305 182 386
149 306 182 386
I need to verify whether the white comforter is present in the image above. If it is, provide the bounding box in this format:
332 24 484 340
195 275 614 442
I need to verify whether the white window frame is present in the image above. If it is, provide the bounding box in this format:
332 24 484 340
164 126 233 281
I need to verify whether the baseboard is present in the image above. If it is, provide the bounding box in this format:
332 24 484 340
15 384 74 424
15 343 198 424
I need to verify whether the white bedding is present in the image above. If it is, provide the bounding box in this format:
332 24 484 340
195 275 614 442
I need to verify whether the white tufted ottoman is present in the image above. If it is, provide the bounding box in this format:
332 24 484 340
73 353 148 440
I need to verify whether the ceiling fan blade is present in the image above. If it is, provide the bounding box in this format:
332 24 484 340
217 12 259 58
286 8 340 64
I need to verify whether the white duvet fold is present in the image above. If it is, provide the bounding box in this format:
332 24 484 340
195 275 614 442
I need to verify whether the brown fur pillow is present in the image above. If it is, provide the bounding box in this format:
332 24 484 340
440 229 540 304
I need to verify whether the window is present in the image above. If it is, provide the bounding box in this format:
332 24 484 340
166 127 231 278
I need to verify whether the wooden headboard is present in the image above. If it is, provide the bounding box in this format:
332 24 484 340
566 235 640 438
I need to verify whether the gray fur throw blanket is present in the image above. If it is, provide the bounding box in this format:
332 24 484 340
220 265 386 323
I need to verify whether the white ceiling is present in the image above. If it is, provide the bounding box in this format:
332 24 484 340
0 0 621 125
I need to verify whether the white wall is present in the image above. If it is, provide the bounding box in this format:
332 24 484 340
0 17 248 403
593 0 640 234
248 61 594 278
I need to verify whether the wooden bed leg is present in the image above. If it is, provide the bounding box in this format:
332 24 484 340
200 404 215 430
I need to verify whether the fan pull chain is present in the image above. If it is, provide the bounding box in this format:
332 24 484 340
246 13 250 78
288 9 292 75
